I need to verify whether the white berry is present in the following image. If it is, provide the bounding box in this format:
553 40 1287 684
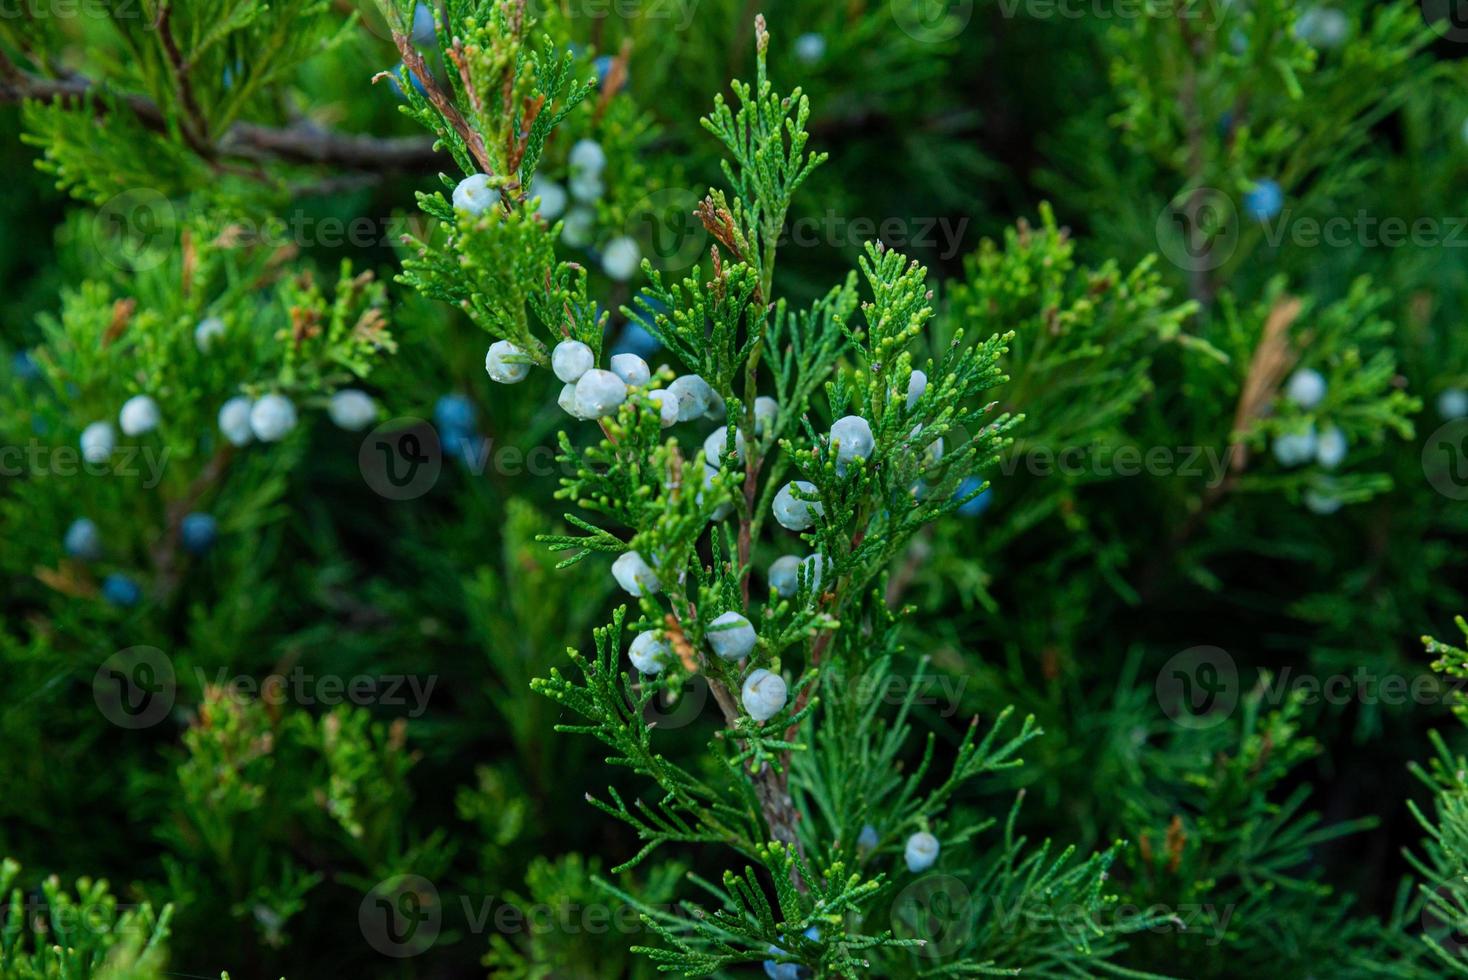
773 481 823 531
602 237 641 282
250 393 297 442
1272 425 1317 468
905 832 939 872
707 611 756 661
647 389 680 428
768 555 801 598
1439 388 1468 420
701 464 733 521
486 340 532 384
1285 368 1327 409
552 340 595 383
801 553 826 593
569 139 607 176
1315 425 1347 469
530 176 567 220
561 206 596 248
754 396 778 435
831 415 875 475
612 550 660 596
119 394 160 437
328 389 376 431
218 397 254 447
452 173 499 216
794 32 826 64
574 369 627 418
741 668 787 722
906 370 927 411
668 375 713 422
628 631 670 674
570 172 605 203
610 352 650 387
558 382 584 418
194 315 226 352
703 427 746 469
80 421 116 464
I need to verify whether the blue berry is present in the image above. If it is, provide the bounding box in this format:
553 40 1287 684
754 396 778 436
742 668 787 721
552 340 595 383
410 1 436 45
830 415 874 475
628 631 670 674
703 427 746 469
194 316 226 352
794 32 826 64
569 139 607 178
956 477 992 517
570 171 605 204
218 397 254 447
708 611 756 661
530 176 568 220
763 951 801 980
328 389 377 432
1243 178 1284 221
594 54 624 88
646 389 680 428
1272 424 1318 468
701 465 734 521
1294 7 1348 49
612 551 661 596
1285 367 1327 408
769 555 801 598
1440 388 1468 420
485 340 532 384
250 393 297 442
1315 425 1347 469
64 518 102 561
574 369 627 418
1304 489 1344 515
906 370 927 411
904 831 939 872
80 421 116 464
602 237 641 282
181 512 218 556
11 351 39 381
610 352 650 387
385 62 430 99
857 824 879 849
561 206 597 247
434 393 476 435
773 481 822 531
102 574 142 608
453 174 500 216
668 375 713 422
119 394 161 436
801 554 826 593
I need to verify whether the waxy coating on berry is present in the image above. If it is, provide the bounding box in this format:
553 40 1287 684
602 237 642 282
707 611 756 661
1272 424 1318 468
773 480 823 531
561 206 596 247
218 397 254 447
741 668 787 721
646 389 680 428
569 139 607 177
486 340 532 384
701 465 733 521
452 173 499 216
574 369 628 418
668 374 713 422
119 395 160 437
610 352 650 387
703 427 746 469
1438 388 1468 420
80 421 116 464
552 340 595 383
830 415 874 475
328 389 377 431
65 518 102 561
768 555 801 598
754 396 778 435
250 394 297 442
904 831 940 872
628 631 670 674
530 176 567 220
906 370 927 411
1285 368 1327 409
801 553 826 594
612 551 661 596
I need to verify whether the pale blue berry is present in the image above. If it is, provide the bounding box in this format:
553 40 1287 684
574 369 627 418
218 397 254 447
701 464 734 521
1315 425 1347 469
1272 424 1317 468
119 394 160 437
1294 7 1348 49
956 477 991 517
610 352 650 387
705 388 726 422
561 206 596 247
410 1 436 45
181 512 218 555
1243 178 1284 221
708 611 756 661
65 518 102 561
486 340 532 384
552 340 595 383
628 630 671 674
1285 367 1326 408
803 926 821 943
453 173 499 216
773 481 822 531
831 415 874 475
570 172 605 203
904 831 939 872
80 421 116 464
102 573 142 607
530 176 568 221
647 389 680 428
250 393 297 442
328 389 377 431
703 427 746 469
801 554 826 593
794 32 826 64
1438 388 1468 420
194 315 226 352
906 370 927 411
763 950 800 980
754 396 778 436
668 374 712 422
612 550 661 596
742 668 787 721
558 382 584 418
768 555 801 598
1304 489 1343 515
569 139 607 177
434 393 475 434
602 237 641 282
857 824 879 849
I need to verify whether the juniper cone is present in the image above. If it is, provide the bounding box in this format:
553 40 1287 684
3 2 1466 978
